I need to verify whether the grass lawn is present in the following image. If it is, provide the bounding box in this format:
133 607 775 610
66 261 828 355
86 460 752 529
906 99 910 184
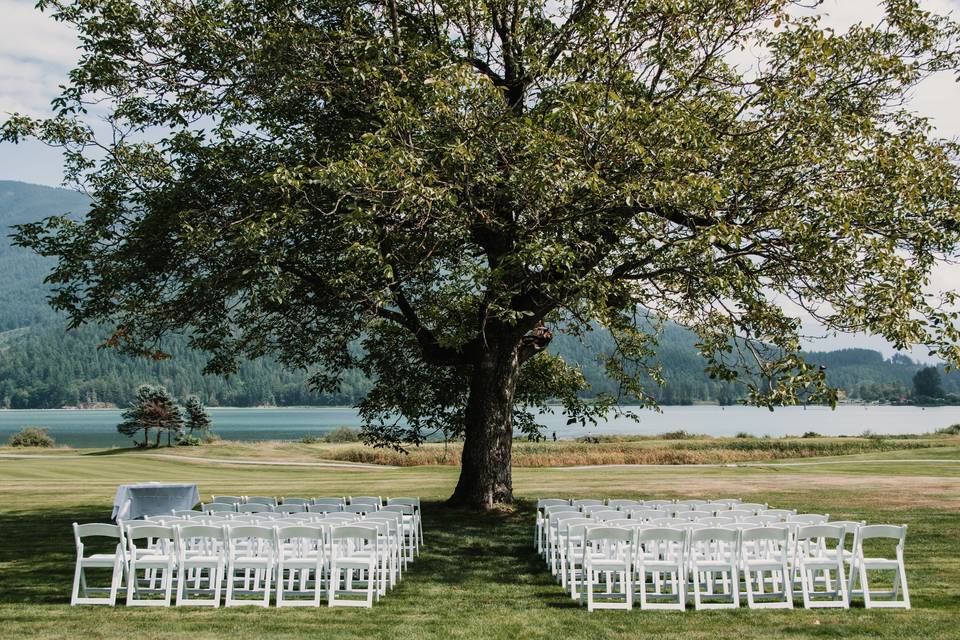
0 446 958 639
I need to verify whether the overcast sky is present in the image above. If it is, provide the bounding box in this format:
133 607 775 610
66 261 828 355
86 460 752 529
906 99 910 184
1 0 958 359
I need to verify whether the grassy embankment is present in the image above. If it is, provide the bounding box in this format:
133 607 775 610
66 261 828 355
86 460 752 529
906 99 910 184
10 431 952 467
0 444 959 639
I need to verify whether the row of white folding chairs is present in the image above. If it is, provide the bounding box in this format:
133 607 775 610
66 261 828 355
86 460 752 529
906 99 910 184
155 508 420 565
552 522 909 611
210 495 386 507
71 515 417 609
544 510 821 580
536 499 800 556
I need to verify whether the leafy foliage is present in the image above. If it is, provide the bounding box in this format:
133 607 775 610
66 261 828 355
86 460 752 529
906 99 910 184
183 395 212 434
117 384 183 447
5 1 960 504
6 426 54 448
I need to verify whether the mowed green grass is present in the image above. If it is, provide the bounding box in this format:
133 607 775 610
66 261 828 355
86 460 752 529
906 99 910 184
0 449 958 639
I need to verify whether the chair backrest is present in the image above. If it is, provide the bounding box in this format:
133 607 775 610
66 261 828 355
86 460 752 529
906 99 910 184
551 512 584 528
308 504 342 513
606 499 641 509
636 527 686 561
571 499 604 508
584 526 632 544
789 514 829 525
830 520 865 536
676 499 708 507
203 502 237 513
544 505 579 517
212 495 244 504
668 504 693 514
589 510 623 522
690 527 739 544
281 497 311 506
700 516 735 526
75 522 122 539
580 504 609 515
238 503 275 513
537 498 570 510
648 517 680 526
858 524 907 544
172 509 202 519
741 525 789 544
381 504 414 516
125 524 175 554
175 524 227 553
227 525 276 543
277 504 307 513
349 496 382 507
643 499 674 508
274 525 325 557
702 502 732 512
368 511 401 524
342 504 373 515
726 510 754 520
742 515 780 525
764 509 797 520
670 512 697 522
331 525 376 543
713 499 742 506
285 513 317 522
230 513 263 522
687 510 714 520
313 497 346 506
737 502 767 514
624 508 661 521
796 524 845 553
246 496 278 506
386 496 420 507
690 527 739 562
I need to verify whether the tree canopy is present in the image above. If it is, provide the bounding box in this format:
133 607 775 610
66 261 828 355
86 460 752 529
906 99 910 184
5 0 960 507
117 384 184 447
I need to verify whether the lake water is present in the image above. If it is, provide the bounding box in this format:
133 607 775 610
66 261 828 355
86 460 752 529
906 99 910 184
1 405 959 448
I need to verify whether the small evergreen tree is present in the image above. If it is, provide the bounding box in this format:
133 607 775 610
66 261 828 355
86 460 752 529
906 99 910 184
117 385 183 447
183 395 212 435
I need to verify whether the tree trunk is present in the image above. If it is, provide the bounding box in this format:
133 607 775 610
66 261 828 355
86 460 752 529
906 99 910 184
448 338 521 509
155 429 162 448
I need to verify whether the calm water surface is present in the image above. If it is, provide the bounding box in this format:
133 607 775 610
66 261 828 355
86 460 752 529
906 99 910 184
1 405 959 448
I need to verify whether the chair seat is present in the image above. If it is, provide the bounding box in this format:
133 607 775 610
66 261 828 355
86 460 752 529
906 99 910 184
182 554 222 565
82 554 120 567
333 557 376 569
862 558 899 569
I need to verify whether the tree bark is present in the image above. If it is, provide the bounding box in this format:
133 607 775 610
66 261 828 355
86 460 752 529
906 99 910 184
448 337 521 509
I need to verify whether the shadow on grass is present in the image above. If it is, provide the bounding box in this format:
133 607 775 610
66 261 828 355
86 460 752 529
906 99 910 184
0 499 564 607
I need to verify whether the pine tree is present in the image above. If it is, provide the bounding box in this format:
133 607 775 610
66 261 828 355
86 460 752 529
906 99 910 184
117 385 184 447
183 395 212 435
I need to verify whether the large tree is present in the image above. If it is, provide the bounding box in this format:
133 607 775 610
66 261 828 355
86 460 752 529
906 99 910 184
5 0 960 508
117 384 184 447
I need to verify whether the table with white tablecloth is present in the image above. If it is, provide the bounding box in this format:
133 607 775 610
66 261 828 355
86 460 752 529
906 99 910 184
111 483 200 521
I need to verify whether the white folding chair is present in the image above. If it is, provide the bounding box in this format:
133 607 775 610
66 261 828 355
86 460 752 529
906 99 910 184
381 504 417 565
211 495 244 505
556 517 590 589
328 526 379 608
174 524 227 606
634 527 686 611
581 527 633 611
689 528 740 610
71 523 126 606
225 525 276 607
740 527 792 609
607 499 641 510
849 524 910 609
274 524 327 607
281 497 312 506
572 499 604 510
790 514 829 525
736 503 768 515
795 525 848 609
589 510 623 523
387 497 423 551
277 504 307 514
125 524 176 607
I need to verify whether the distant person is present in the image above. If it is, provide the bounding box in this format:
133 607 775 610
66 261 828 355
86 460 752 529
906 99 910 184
552 431 557 442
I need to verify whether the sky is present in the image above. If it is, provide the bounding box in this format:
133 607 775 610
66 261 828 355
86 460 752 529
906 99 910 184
0 0 959 359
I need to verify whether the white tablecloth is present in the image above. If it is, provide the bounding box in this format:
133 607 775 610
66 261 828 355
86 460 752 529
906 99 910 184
111 483 200 521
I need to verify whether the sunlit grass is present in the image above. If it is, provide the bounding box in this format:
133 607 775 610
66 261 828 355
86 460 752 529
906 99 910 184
0 448 958 638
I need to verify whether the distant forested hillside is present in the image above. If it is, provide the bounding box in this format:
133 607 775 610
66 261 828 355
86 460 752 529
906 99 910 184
1 180 957 408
